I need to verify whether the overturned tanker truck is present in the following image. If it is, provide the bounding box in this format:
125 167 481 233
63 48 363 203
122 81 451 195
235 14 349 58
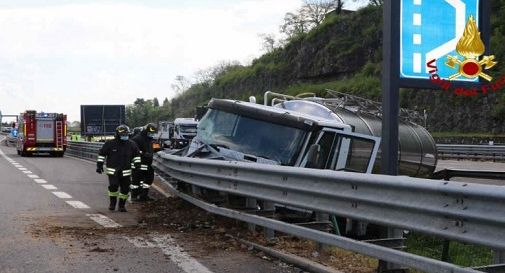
155 90 437 237
181 90 436 177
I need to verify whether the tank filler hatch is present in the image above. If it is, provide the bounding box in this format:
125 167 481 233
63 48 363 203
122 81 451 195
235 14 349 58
308 89 426 125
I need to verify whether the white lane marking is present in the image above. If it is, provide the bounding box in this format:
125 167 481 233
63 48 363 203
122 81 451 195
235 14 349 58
125 236 158 248
41 184 58 190
0 148 96 219
414 0 422 5
125 234 215 273
87 214 122 228
52 191 72 199
148 234 215 273
413 53 422 73
413 13 421 26
413 33 422 45
151 184 171 198
65 201 90 209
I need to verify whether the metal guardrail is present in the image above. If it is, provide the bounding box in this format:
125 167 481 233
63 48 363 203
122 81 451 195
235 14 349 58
437 144 505 161
64 141 505 272
66 141 102 161
432 168 505 180
153 153 505 250
161 175 484 273
153 152 505 273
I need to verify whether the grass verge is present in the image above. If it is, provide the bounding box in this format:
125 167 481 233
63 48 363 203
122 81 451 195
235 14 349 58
405 233 493 268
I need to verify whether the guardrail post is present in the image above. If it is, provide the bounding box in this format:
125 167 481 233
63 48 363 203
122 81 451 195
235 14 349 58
191 185 202 196
441 240 451 262
263 201 275 240
494 250 505 264
378 228 406 273
246 198 257 232
316 212 329 250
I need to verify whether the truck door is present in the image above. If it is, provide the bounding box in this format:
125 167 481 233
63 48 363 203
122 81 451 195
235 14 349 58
305 129 380 174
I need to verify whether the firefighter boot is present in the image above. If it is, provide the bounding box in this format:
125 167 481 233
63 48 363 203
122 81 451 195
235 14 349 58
139 188 154 202
109 196 117 211
130 188 139 201
118 199 127 212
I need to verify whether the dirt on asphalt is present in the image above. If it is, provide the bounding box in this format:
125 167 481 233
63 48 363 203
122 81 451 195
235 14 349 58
29 193 377 273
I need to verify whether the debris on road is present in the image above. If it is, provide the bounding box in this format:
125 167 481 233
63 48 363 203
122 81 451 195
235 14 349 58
28 194 376 273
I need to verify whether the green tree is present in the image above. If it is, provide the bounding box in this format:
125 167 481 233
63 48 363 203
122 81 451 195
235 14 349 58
280 0 342 39
126 98 159 127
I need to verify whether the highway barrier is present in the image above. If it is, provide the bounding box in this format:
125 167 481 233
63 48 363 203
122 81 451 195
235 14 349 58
153 152 505 273
66 141 505 272
437 144 505 161
66 141 102 160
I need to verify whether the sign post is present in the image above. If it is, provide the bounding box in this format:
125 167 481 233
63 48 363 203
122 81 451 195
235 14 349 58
382 0 491 198
381 0 492 271
381 0 400 177
380 2 402 271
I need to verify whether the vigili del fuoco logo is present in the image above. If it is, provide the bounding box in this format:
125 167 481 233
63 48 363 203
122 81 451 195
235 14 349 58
427 16 504 96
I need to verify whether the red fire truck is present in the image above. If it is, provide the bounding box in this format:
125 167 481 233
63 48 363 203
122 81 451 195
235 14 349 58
16 111 67 157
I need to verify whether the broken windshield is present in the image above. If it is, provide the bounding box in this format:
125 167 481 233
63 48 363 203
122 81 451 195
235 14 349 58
196 109 307 165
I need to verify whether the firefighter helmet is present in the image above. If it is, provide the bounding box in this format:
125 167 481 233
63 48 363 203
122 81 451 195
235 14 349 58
131 127 142 137
115 125 130 139
144 123 158 139
145 123 158 134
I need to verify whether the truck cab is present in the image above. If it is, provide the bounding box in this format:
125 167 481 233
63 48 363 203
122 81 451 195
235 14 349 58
186 90 437 177
156 121 174 148
172 118 198 149
187 99 380 174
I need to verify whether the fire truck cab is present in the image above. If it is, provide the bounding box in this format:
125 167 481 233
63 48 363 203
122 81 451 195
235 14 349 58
16 111 67 157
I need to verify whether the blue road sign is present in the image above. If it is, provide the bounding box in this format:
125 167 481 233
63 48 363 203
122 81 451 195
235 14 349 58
400 0 480 81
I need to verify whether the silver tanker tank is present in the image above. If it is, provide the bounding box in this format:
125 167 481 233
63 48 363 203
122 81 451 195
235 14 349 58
272 93 437 178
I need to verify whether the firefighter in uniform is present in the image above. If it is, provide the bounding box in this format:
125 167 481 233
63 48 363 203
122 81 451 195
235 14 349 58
131 123 158 202
96 125 141 212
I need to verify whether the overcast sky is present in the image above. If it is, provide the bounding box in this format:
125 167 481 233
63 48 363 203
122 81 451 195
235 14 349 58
0 0 364 122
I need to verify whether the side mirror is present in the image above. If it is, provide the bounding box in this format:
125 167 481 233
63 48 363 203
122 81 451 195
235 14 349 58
306 144 321 168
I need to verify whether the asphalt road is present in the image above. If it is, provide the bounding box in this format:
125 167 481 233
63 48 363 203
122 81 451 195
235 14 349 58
0 143 303 273
3 134 504 273
436 159 505 185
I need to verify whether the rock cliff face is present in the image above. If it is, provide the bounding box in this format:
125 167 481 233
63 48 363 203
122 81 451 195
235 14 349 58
171 2 505 134
402 91 504 133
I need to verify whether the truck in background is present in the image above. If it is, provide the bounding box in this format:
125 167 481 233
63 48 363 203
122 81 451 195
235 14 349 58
171 118 198 149
80 105 125 140
155 118 198 149
155 121 174 148
16 111 67 157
